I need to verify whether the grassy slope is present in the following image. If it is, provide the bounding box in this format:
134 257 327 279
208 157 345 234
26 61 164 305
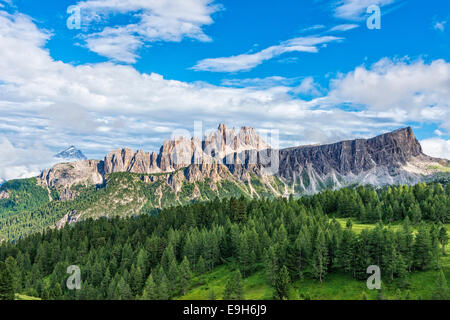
179 222 450 300
15 294 41 301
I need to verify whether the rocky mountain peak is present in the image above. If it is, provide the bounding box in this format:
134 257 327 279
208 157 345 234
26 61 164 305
54 146 87 162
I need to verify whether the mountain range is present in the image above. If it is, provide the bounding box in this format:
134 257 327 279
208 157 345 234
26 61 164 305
39 125 448 193
1 125 449 238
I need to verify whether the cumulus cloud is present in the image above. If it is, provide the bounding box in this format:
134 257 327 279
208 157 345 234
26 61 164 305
327 58 450 130
84 27 142 63
192 36 342 72
72 0 220 63
421 138 450 160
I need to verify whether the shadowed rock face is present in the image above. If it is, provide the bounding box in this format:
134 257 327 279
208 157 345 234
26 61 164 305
277 127 425 180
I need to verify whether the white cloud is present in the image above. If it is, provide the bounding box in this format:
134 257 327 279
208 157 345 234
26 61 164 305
433 21 446 32
421 138 450 160
334 0 395 20
73 0 220 63
329 24 359 32
84 27 142 63
192 36 342 72
0 137 55 180
291 77 324 97
299 24 326 33
221 76 293 88
327 58 450 130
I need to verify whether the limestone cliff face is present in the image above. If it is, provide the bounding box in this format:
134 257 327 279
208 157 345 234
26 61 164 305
225 127 447 193
39 160 104 190
277 127 425 180
101 124 270 175
202 124 270 160
105 149 160 175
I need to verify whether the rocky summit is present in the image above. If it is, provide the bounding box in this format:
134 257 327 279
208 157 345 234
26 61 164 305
54 146 88 162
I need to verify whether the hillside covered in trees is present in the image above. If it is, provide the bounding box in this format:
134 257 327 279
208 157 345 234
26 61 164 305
0 182 448 300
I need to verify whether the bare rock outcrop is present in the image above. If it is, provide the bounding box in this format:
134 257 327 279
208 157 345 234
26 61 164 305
54 210 81 229
39 160 104 190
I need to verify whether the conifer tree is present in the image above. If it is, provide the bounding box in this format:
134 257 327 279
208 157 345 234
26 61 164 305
274 266 291 300
413 225 433 270
5 256 20 293
179 256 192 295
312 231 328 283
432 269 449 300
158 275 170 300
197 256 206 274
223 270 244 300
264 246 279 286
0 262 15 300
438 226 448 256
142 274 157 300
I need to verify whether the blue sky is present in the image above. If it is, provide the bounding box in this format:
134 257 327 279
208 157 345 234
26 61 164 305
0 0 449 180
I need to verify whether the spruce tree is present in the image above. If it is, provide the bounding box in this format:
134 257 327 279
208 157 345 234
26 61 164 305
158 275 170 300
5 256 20 294
432 269 449 300
274 266 291 300
438 226 448 256
0 262 15 300
312 231 328 283
142 274 157 300
413 225 433 270
179 256 192 295
223 270 244 300
264 246 278 286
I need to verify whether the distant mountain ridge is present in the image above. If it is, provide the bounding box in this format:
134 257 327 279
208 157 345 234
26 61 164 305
54 146 87 161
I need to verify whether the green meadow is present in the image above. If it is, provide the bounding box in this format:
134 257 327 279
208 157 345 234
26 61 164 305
180 220 450 300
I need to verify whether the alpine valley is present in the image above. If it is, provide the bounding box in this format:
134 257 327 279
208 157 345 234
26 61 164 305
0 125 448 242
